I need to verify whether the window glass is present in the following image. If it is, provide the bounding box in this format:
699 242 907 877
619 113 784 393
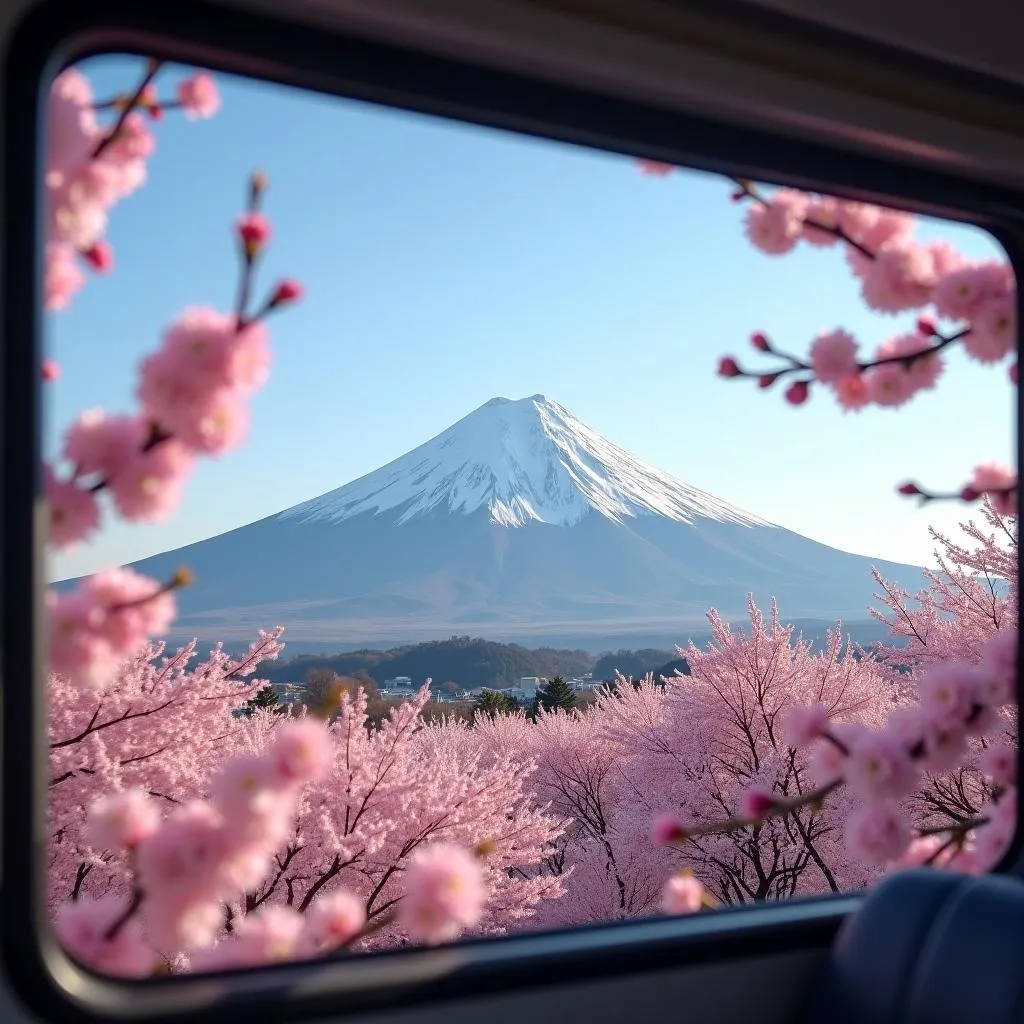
43 55 1017 977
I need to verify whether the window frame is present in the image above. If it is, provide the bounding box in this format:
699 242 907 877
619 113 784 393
3 0 1022 1020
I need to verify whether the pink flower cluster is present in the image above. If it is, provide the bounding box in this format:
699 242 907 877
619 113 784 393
45 66 219 312
754 629 1016 872
690 176 1019 511
44 209 291 555
44 64 301 698
58 717 490 976
47 567 177 690
58 719 335 974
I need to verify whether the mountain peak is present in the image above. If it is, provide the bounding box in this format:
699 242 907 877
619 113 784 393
279 396 766 529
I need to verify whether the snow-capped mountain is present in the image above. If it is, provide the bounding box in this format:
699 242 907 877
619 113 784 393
281 395 765 529
103 395 927 644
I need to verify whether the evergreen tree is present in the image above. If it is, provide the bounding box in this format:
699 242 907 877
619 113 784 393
241 684 286 718
472 690 519 723
532 676 576 717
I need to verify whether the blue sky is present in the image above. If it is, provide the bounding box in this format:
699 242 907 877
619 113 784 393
47 56 1015 582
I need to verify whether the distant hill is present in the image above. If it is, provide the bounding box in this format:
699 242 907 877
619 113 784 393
252 617 907 692
259 636 595 691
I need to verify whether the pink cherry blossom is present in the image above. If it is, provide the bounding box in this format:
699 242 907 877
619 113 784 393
267 719 334 786
964 294 1016 363
78 568 176 654
895 836 957 870
918 716 969 773
835 201 880 244
44 466 100 548
302 891 366 953
44 242 85 311
46 69 98 190
743 189 807 255
833 373 871 411
143 895 225 954
972 794 1016 870
979 744 1016 788
864 362 915 407
46 588 117 690
209 754 294 846
801 195 840 246
844 731 918 800
50 186 108 250
226 906 305 965
858 240 936 312
397 843 486 945
932 261 1013 322
844 801 912 864
637 159 674 176
108 440 194 522
54 896 155 977
661 873 704 915
103 111 155 163
177 73 221 119
650 812 688 846
739 787 776 819
917 661 984 729
875 332 944 391
969 463 1017 517
783 703 831 747
87 788 161 852
183 388 251 456
808 329 859 384
859 207 914 250
63 410 145 480
980 630 1017 706
134 800 228 902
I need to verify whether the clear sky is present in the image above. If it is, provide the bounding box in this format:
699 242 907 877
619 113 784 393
47 56 1016 582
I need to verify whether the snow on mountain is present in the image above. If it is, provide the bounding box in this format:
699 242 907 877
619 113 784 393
280 395 766 529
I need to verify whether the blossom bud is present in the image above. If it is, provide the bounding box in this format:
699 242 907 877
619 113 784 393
651 812 689 846
784 380 810 405
717 356 741 379
82 240 113 273
270 279 304 307
237 213 272 258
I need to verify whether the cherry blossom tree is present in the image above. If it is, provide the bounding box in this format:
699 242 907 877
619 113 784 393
474 704 666 928
49 657 566 970
48 629 283 909
602 600 894 905
233 685 566 946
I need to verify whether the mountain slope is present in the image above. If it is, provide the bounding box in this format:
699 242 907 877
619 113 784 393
83 395 927 643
